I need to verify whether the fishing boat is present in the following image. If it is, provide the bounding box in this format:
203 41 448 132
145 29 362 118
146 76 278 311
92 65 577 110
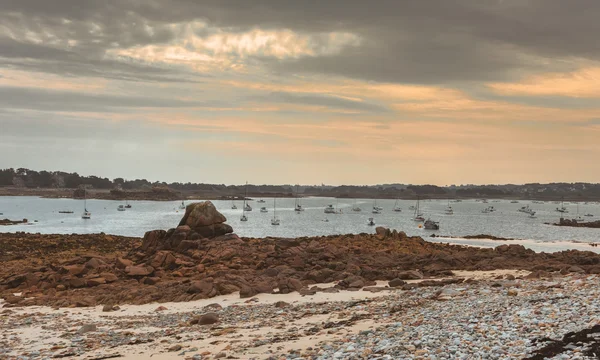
324 204 336 214
518 205 535 215
241 182 249 221
81 187 91 219
413 196 425 221
271 197 280 225
367 217 375 226
260 207 268 213
257 199 266 203
58 210 74 214
117 205 126 211
294 185 304 212
125 200 132 209
393 198 402 212
423 218 439 230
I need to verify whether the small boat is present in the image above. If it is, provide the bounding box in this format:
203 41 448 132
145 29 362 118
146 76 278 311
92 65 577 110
409 205 416 210
518 205 535 215
413 196 425 221
372 199 382 214
352 199 361 212
257 199 266 203
117 205 126 211
260 207 268 213
481 206 494 214
58 210 74 214
271 197 280 225
445 199 453 215
423 218 440 230
511 200 519 203
585 214 594 217
367 217 375 226
231 203 237 210
244 204 252 211
323 218 329 222
125 200 132 209
179 201 186 210
529 212 537 219
81 187 91 219
294 185 304 212
241 182 249 221
324 204 336 214
556 199 568 213
393 198 402 212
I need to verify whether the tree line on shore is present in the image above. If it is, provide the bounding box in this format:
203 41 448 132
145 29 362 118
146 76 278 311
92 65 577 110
2 167 600 199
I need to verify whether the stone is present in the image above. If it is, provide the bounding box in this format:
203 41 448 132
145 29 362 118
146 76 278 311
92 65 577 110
389 278 407 287
115 257 133 269
86 278 106 287
155 306 168 312
102 304 116 312
191 312 219 325
125 265 154 277
188 280 217 297
397 270 424 280
178 201 227 228
77 324 97 334
168 344 182 352
85 258 105 269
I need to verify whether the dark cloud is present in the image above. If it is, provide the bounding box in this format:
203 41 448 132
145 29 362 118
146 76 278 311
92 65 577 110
249 91 389 113
2 0 600 85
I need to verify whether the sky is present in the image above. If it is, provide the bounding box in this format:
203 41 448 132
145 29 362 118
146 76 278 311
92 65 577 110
1 0 600 186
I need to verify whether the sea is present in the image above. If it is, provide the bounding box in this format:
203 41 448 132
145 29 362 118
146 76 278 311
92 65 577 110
1 196 599 253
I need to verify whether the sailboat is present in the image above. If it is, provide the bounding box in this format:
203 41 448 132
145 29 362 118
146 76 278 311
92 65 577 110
575 203 585 223
125 200 132 209
352 199 361 212
445 199 454 215
271 197 280 225
117 205 126 211
372 199 381 214
393 198 402 212
556 198 568 213
81 187 91 219
294 185 304 212
231 199 237 210
367 217 375 226
179 200 186 210
413 196 424 222
241 182 249 221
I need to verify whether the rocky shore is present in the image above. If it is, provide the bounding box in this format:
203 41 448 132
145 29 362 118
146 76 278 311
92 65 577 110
550 218 600 229
0 218 29 226
2 201 600 359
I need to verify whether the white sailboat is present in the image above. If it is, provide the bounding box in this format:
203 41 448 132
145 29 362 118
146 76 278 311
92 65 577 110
575 203 585 223
81 187 91 219
179 200 186 210
231 199 237 209
393 198 402 212
445 199 454 215
352 199 361 212
271 197 280 225
241 182 249 221
294 185 304 212
413 196 424 221
260 207 268 213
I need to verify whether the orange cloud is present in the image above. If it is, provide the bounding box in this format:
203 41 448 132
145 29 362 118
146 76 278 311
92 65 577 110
487 67 600 98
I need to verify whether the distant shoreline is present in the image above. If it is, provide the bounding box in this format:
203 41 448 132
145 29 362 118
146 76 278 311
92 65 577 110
2 187 600 202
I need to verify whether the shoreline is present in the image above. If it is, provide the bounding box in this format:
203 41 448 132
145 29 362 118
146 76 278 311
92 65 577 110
3 187 600 202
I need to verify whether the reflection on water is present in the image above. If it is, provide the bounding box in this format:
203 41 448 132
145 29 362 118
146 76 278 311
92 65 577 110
1 196 599 252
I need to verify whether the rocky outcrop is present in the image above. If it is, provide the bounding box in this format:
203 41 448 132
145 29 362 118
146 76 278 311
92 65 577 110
0 219 28 226
4 209 600 308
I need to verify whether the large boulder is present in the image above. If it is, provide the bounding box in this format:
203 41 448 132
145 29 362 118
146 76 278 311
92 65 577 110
179 202 227 228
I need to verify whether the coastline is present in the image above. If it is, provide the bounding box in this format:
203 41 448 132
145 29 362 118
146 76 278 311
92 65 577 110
3 201 600 359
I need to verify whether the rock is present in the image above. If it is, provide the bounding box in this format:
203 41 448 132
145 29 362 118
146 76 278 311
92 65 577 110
569 265 585 273
115 257 133 269
274 301 290 308
388 278 406 287
397 270 424 280
63 265 86 276
168 344 182 352
86 278 106 287
507 289 518 296
155 306 168 311
102 304 116 312
191 312 219 325
77 324 97 334
56 284 66 291
239 286 258 299
505 274 516 280
100 273 119 283
188 280 217 297
85 258 105 269
125 265 154 277
276 238 301 250
214 353 227 359
178 201 227 228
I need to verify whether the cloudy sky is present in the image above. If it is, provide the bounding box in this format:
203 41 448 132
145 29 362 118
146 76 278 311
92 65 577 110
1 0 599 185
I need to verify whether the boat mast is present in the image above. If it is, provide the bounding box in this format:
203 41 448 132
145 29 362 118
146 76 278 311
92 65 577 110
243 182 248 217
273 196 276 220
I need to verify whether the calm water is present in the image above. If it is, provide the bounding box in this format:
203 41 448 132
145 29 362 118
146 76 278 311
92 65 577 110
2 197 600 252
